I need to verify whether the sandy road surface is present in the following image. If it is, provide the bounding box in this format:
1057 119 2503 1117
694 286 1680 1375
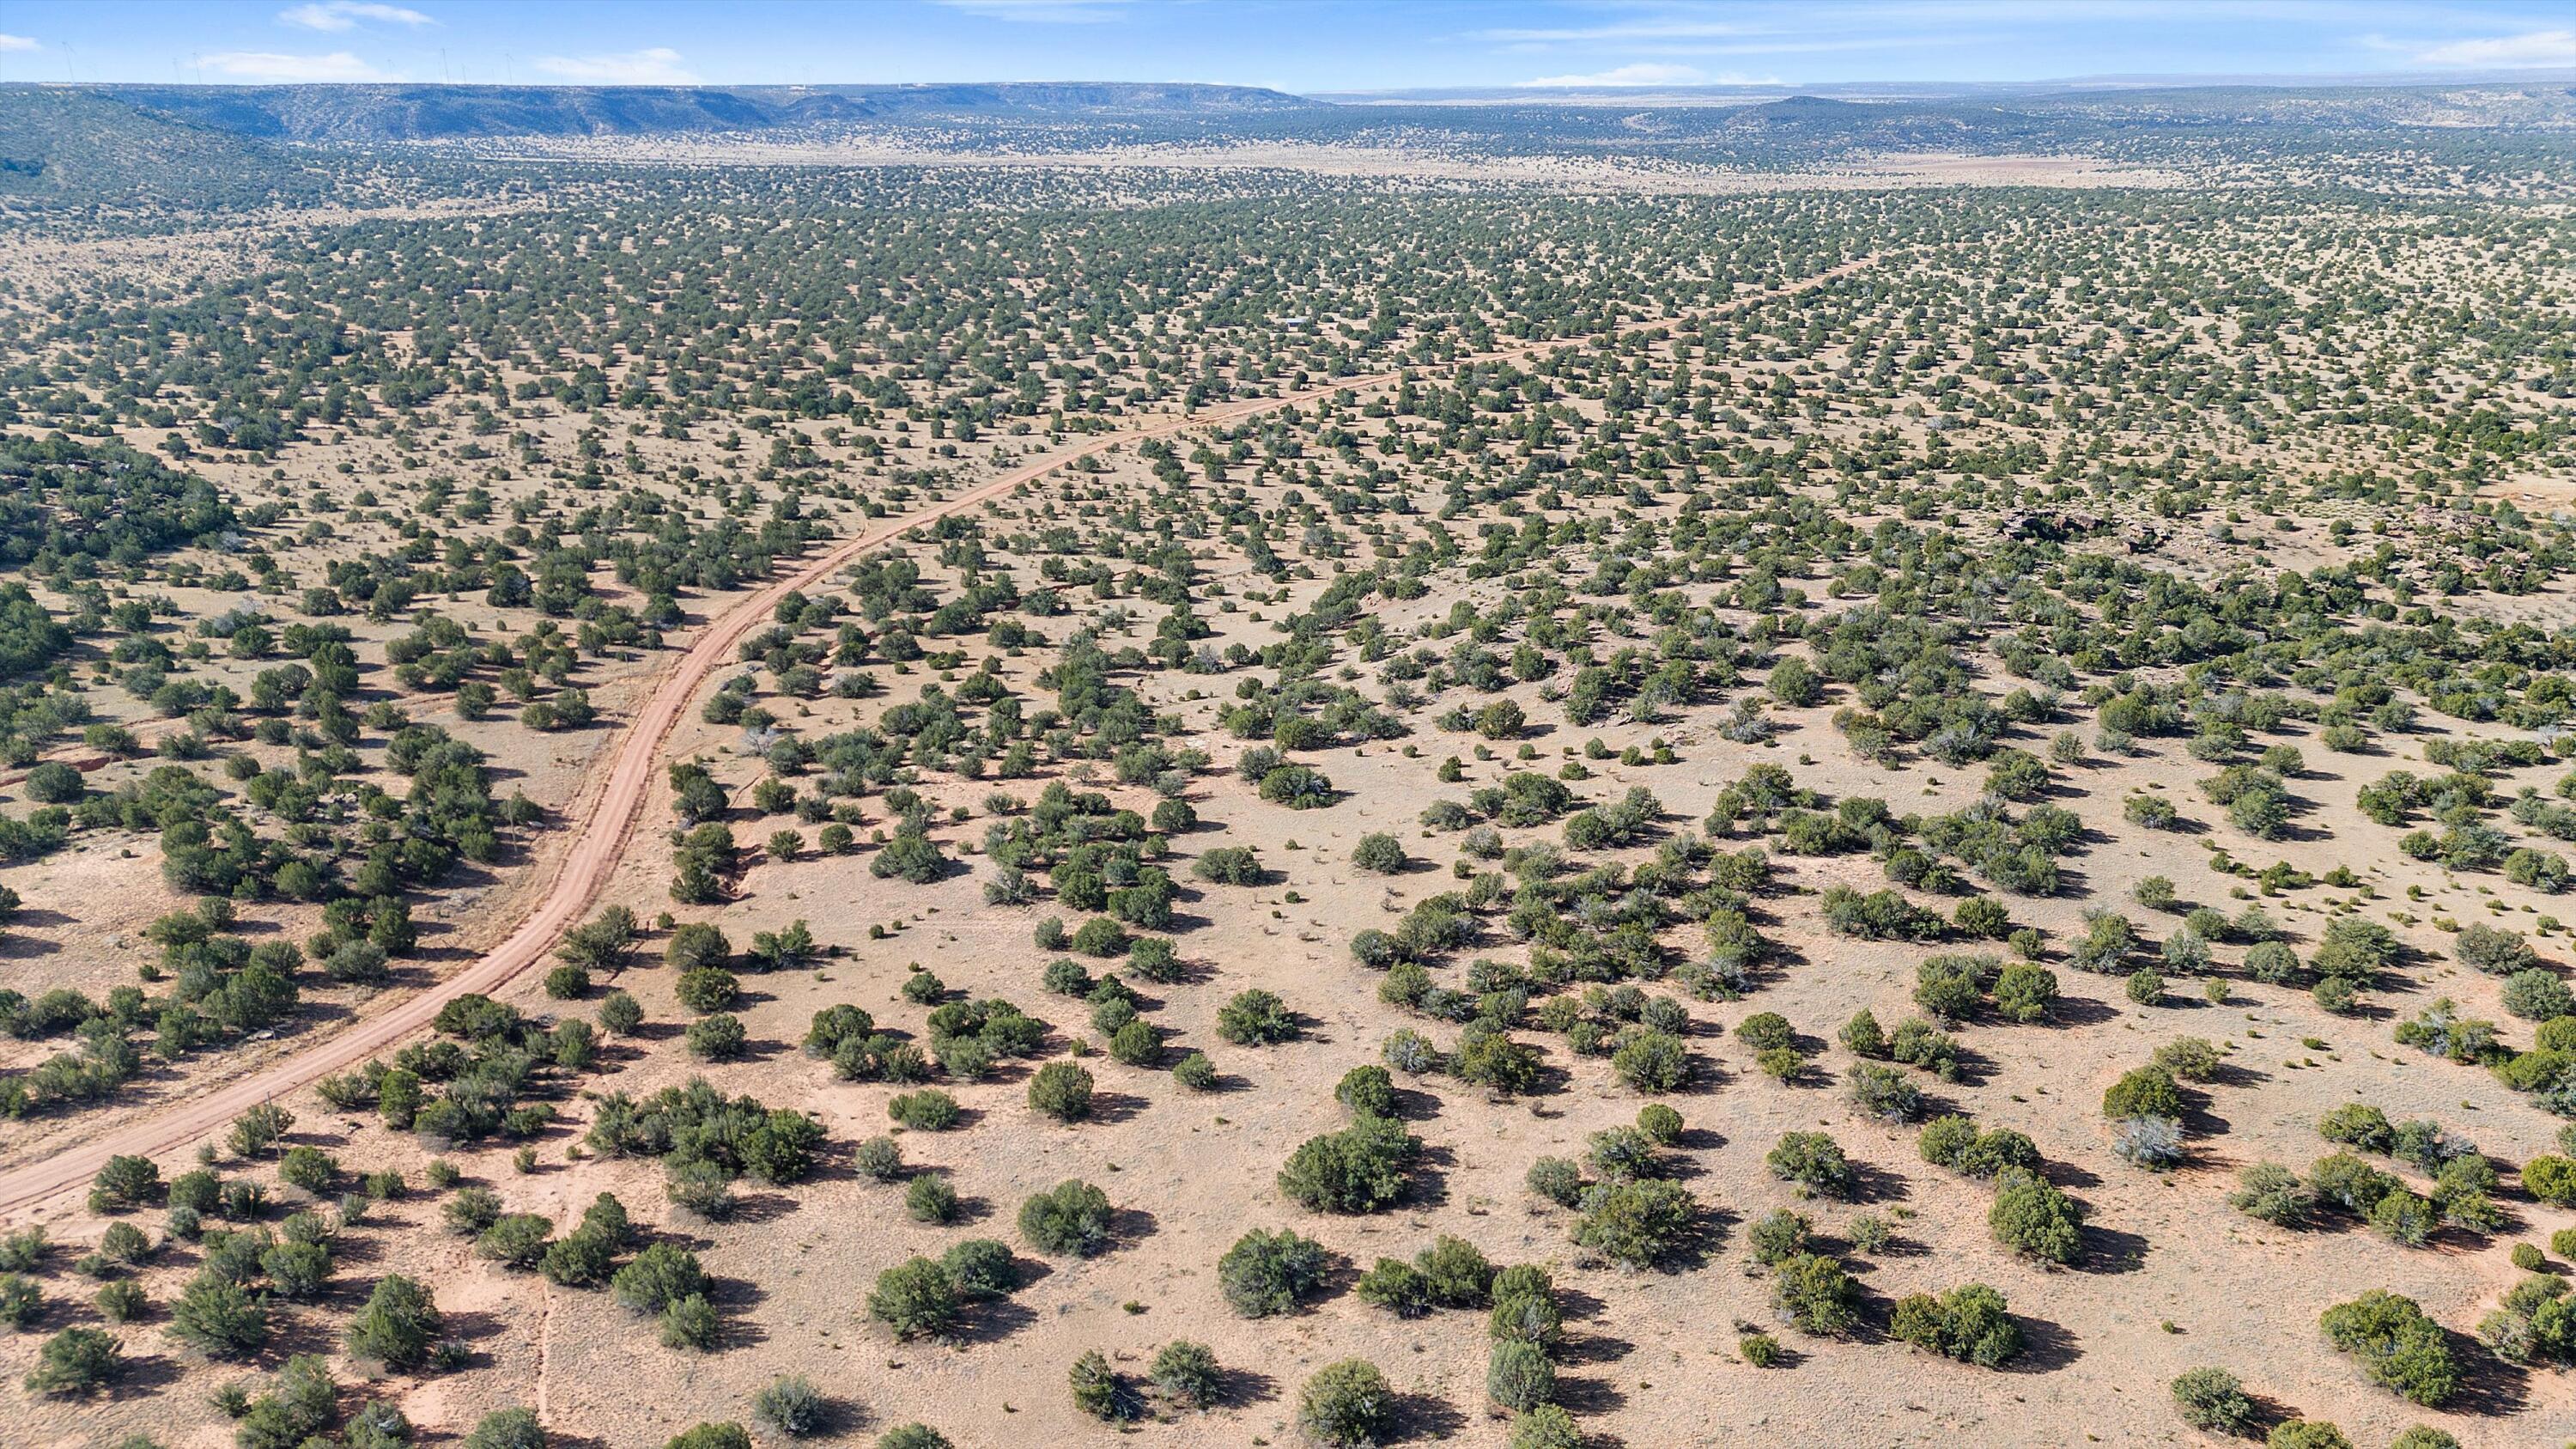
0 252 1875 1220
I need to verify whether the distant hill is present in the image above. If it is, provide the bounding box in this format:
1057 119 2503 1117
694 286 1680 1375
112 83 784 143
11 76 2573 212
1718 94 2063 147
1727 95 1878 126
817 82 1321 119
0 87 334 205
81 80 1323 143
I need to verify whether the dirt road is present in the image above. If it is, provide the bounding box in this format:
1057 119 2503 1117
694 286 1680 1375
0 253 1874 1220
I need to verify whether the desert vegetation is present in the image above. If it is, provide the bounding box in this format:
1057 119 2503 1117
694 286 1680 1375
0 69 2572 1449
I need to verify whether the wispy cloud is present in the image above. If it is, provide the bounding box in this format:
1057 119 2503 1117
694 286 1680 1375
0 34 38 53
1469 7 1979 60
1519 62 1783 88
1477 17 1771 46
937 0 1126 22
279 2 434 32
532 47 700 84
203 50 396 82
2406 28 2576 69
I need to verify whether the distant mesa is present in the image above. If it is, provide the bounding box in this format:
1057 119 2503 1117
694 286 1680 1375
61 80 1328 144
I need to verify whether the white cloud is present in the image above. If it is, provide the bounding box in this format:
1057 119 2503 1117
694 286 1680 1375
532 47 699 84
2410 29 2576 69
0 34 38 52
203 50 395 82
279 2 434 31
937 0 1125 21
1478 18 1767 46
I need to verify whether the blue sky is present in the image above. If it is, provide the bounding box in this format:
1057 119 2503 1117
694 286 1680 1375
3 2 2575 94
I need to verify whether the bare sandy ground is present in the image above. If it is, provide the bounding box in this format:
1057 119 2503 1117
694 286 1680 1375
0 253 1877 1217
454 134 2188 193
0 197 561 302
12 575 2569 1446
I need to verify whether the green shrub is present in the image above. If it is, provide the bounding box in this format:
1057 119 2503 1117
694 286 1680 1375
1765 1132 1856 1199
674 967 739 1014
1992 964 2058 1022
1454 1030 1543 1097
904 1175 958 1224
1028 1062 1095 1122
1218 989 1298 1045
1747 1209 1811 1266
94 1279 147 1324
939 1239 1019 1301
1413 1234 1494 1307
885 1089 959 1131
477 1214 553 1269
1295 1360 1393 1449
1889 1282 2020 1367
1193 847 1263 885
1071 916 1128 957
664 1425 751 1449
1610 1028 1689 1092
2455 924 2536 975
1150 1338 1221 1409
1109 1018 1161 1065
2227 1162 2316 1227
1352 834 1408 874
2169 1366 2255 1433
2526 1154 2576 1207
170 1272 270 1357
2504 970 2575 1021
1486 1340 1554 1410
234 1354 339 1449
611 1243 707 1316
750 1376 826 1437
1279 1115 1419 1214
23 1325 124 1397
1218 1228 1327 1318
683 1014 746 1060
1336 1065 1398 1118
866 1257 960 1340
343 1274 442 1369
2318 1291 2457 1406
1354 1240 1437 1309
1526 1156 1583 1207
2309 1152 2399 1216
1571 1179 1695 1269
1990 1168 2086 1264
1070 1349 1137 1422
1489 1267 1564 1349
659 1293 720 1350
2102 1064 2184 1121
2245 940 2300 984
461 1408 548 1449
1018 1180 1115 1257
88 1155 163 1214
598 991 643 1035
1770 1251 1858 1336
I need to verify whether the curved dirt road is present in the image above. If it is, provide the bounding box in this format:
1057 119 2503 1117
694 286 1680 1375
0 254 1873 1220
